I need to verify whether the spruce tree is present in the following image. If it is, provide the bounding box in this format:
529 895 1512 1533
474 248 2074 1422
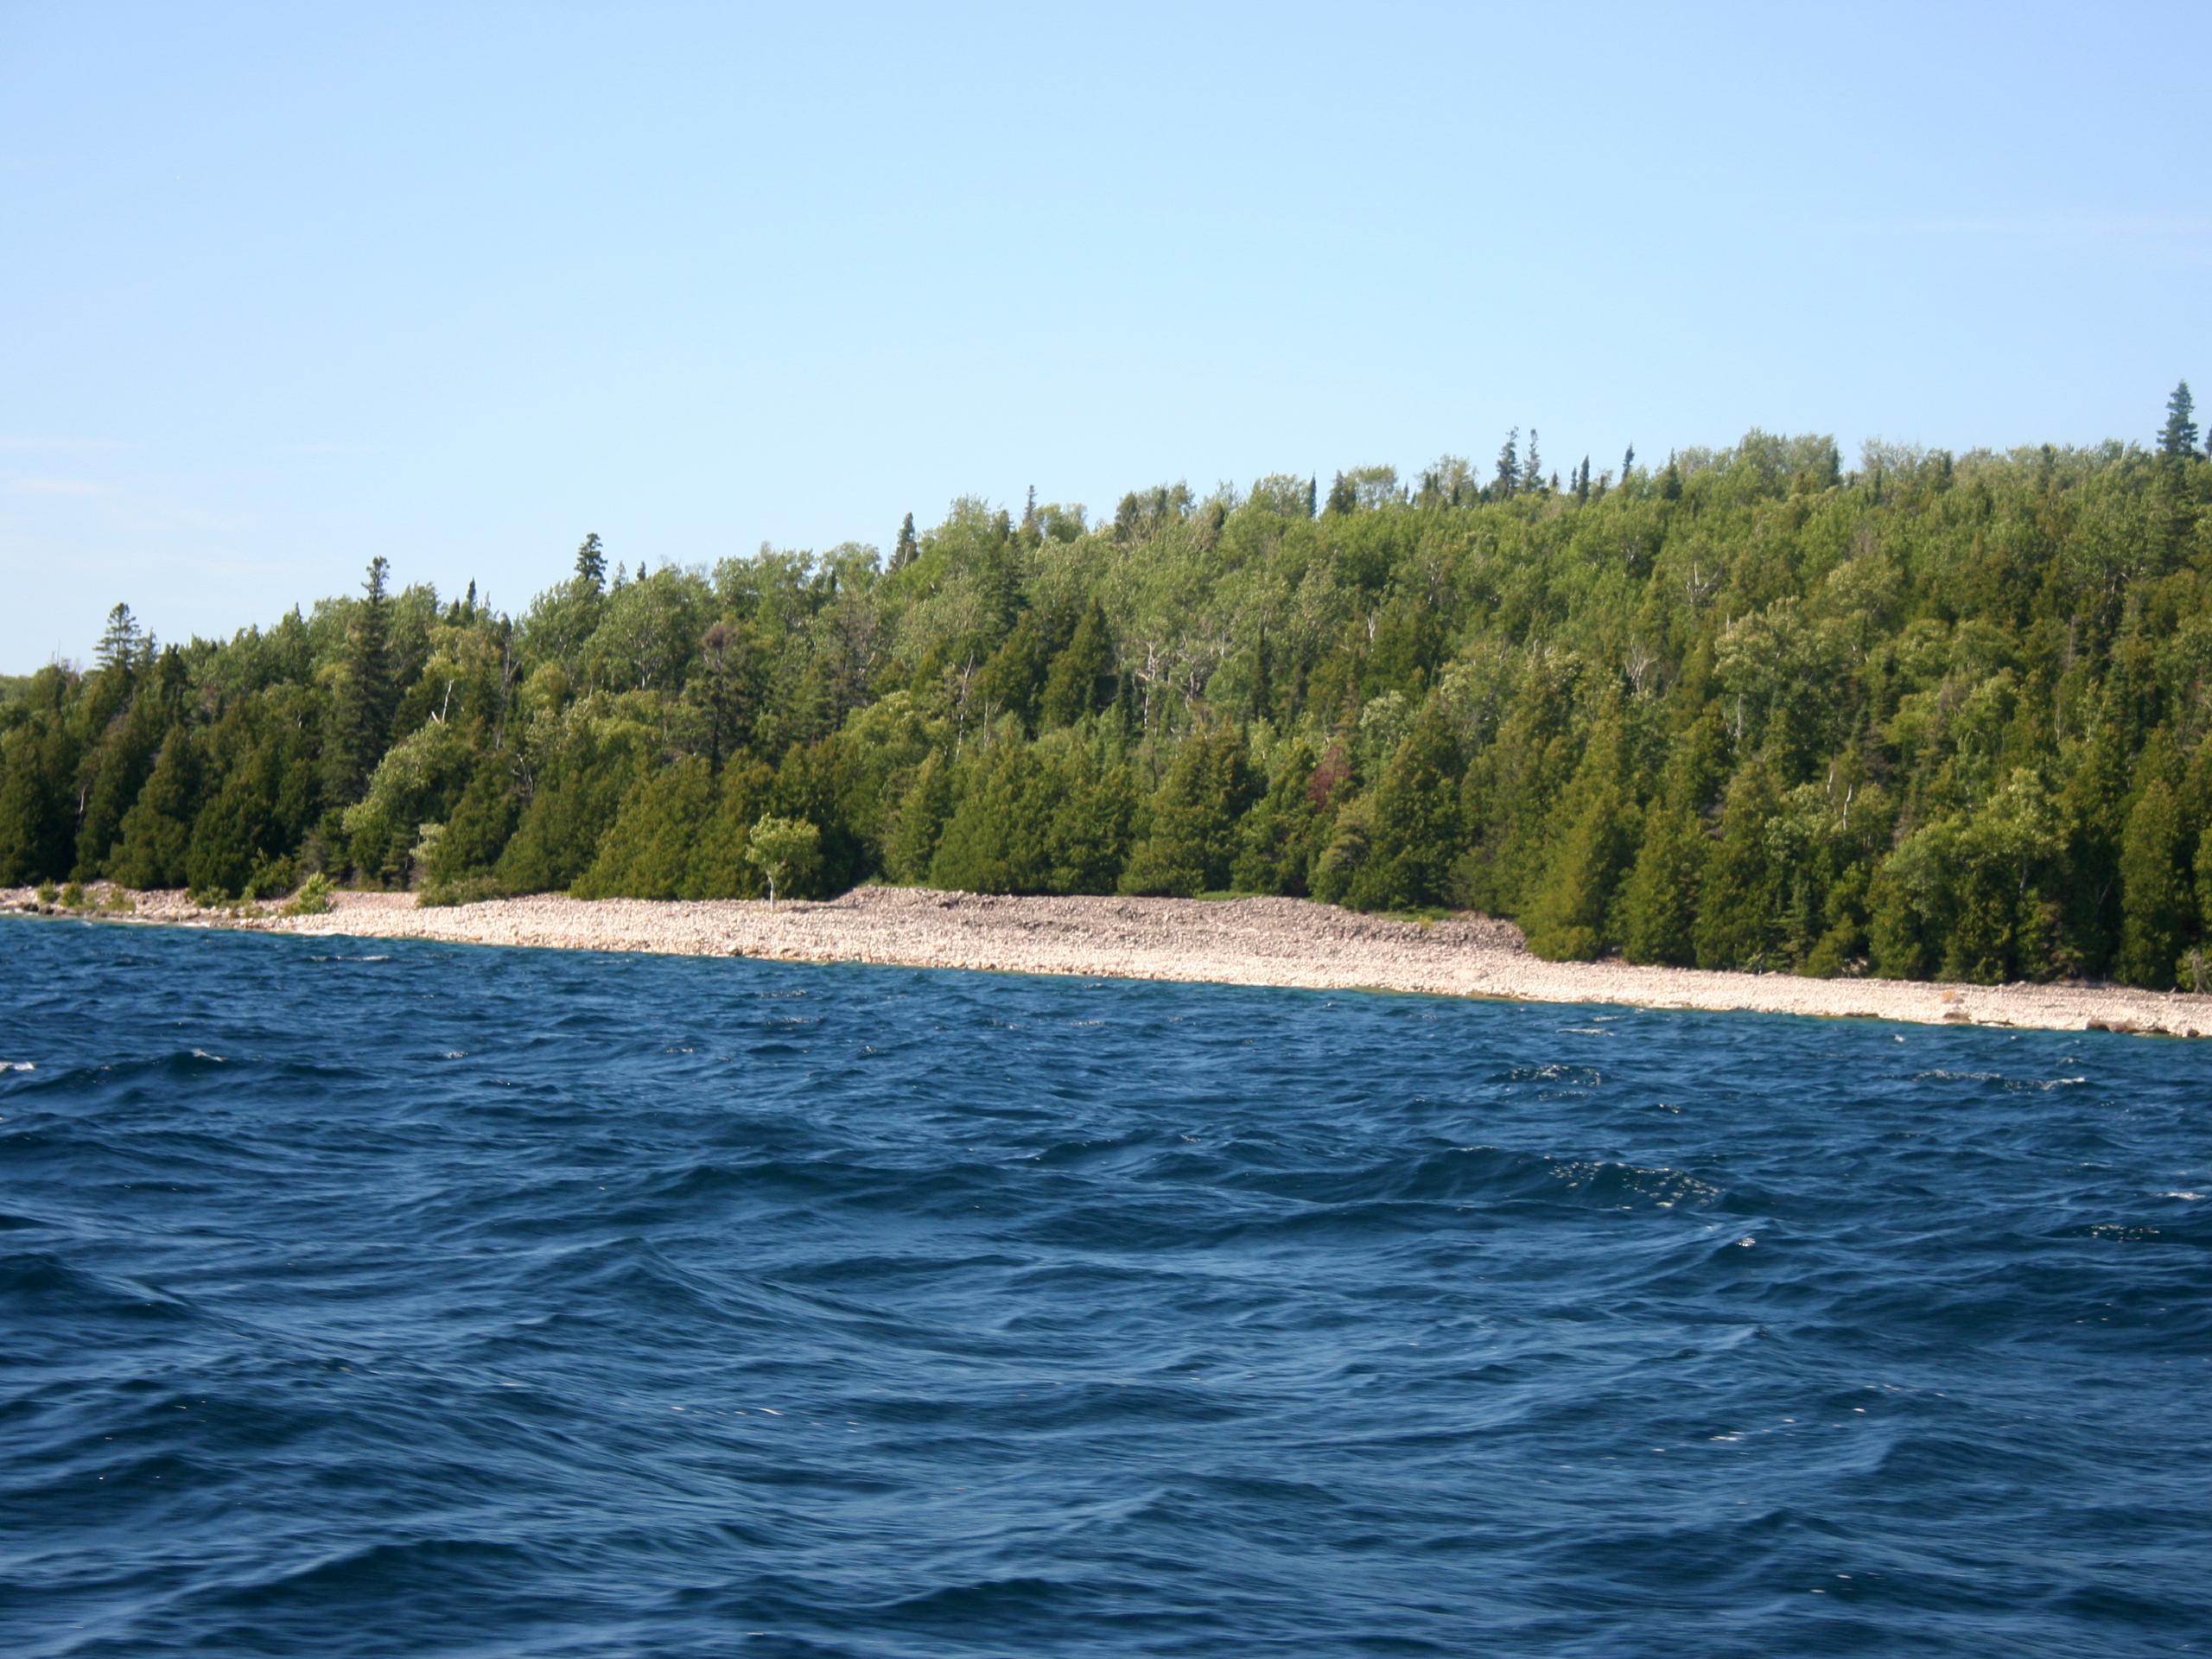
575 532 607 592
93 603 143 675
893 512 919 570
1494 429 1520 498
2160 381 2199 460
325 556 395 810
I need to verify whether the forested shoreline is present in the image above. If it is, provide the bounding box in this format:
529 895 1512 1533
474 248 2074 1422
5 393 2209 988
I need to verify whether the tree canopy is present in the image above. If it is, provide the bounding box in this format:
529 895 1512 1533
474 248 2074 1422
8 397 2212 988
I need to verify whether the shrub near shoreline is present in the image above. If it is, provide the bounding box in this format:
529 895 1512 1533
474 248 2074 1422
3 404 2210 987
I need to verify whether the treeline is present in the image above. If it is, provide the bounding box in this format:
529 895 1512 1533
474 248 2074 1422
4 388 2211 988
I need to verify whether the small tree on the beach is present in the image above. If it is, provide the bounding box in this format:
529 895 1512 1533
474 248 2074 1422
747 815 819 910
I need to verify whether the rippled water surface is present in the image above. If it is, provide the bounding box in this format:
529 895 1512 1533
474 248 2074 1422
3 918 2209 1656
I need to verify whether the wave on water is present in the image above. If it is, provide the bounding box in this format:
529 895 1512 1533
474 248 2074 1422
3 916 2209 1656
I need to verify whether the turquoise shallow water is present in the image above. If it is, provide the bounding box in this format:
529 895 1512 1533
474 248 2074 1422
3 917 2209 1656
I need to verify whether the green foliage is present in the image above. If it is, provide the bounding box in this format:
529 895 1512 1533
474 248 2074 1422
5 405 2210 987
747 814 821 907
325 556 397 810
283 872 336 916
244 854 298 902
1349 702 1465 912
2117 779 2184 988
1040 601 1117 728
929 744 1051 893
416 874 507 908
1524 781 1634 961
683 757 776 899
429 753 521 884
1120 728 1255 897
1692 761 1783 971
886 750 956 884
1620 804 1705 967
1231 741 1332 896
574 758 715 899
109 732 200 890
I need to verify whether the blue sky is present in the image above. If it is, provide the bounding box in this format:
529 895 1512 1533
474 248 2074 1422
3 1 2207 671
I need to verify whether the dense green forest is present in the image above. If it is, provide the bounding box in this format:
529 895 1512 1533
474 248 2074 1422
5 389 2211 988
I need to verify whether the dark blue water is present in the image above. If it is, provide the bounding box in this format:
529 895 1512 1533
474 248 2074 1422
3 919 2209 1656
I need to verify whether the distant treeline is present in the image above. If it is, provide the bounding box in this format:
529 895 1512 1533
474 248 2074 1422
4 389 2211 988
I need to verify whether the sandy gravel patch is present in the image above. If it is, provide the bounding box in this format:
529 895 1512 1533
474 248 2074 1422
8 883 2206 1039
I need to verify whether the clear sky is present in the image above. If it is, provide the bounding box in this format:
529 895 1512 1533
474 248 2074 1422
3 1 2207 671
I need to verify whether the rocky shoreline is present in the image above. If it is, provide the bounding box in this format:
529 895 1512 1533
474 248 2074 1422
6 882 2208 1038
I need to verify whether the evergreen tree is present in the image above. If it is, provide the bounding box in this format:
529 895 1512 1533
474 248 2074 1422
973 613 1054 733
1040 601 1117 728
575 532 607 592
1347 701 1463 911
1230 741 1330 896
2116 779 2183 987
1119 728 1254 895
1519 711 1633 958
2160 381 2199 460
893 512 919 570
575 759 716 899
1620 802 1704 966
1692 762 1781 969
93 603 143 675
496 719 645 893
766 741 863 893
429 753 520 884
929 743 1051 893
683 756 776 899
108 731 200 889
885 751 956 884
73 688 167 876
1494 429 1521 498
0 715 73 885
325 556 396 812
1044 743 1136 893
188 767 276 898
